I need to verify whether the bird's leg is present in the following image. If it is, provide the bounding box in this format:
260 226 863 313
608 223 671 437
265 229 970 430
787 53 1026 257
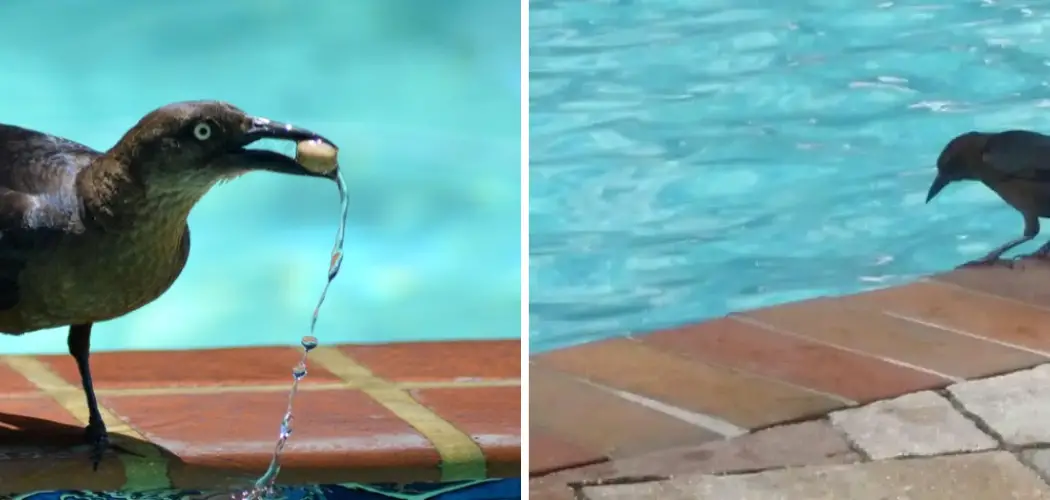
961 214 1039 268
1026 239 1050 258
68 323 108 470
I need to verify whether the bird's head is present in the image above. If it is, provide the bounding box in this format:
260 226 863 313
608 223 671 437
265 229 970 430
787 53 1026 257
107 100 337 193
927 131 988 203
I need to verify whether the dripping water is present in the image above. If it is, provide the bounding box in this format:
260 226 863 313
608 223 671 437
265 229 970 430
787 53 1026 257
233 168 350 500
311 171 349 333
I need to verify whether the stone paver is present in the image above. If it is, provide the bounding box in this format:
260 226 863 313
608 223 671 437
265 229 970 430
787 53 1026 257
581 452 1050 500
553 420 859 482
530 476 579 500
1022 449 1050 483
828 391 996 459
949 364 1050 446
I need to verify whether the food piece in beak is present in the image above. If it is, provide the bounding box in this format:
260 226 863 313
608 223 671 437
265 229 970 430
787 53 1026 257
296 139 339 175
231 117 339 179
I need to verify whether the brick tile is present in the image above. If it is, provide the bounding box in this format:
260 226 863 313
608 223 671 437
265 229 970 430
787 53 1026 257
35 347 342 391
530 367 721 469
747 298 1046 379
410 387 520 476
638 318 948 403
0 342 523 491
843 282 1050 354
101 389 440 478
530 429 606 477
0 396 83 448
934 259 1050 309
0 359 45 396
341 340 520 382
535 339 843 429
829 391 996 459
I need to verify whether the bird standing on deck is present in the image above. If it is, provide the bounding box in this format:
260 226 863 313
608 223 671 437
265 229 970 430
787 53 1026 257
0 100 337 469
928 130 1050 267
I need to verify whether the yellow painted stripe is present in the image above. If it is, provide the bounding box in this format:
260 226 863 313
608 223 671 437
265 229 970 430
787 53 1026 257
3 356 171 490
309 346 488 481
0 377 520 400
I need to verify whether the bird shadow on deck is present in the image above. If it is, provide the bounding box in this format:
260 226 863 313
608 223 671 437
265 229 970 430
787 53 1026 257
0 410 167 466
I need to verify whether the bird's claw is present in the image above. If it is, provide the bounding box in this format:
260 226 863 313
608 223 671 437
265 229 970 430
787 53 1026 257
959 256 1020 269
85 420 109 471
83 420 144 470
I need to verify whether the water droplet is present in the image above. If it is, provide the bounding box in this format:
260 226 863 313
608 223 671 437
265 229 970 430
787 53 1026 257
237 168 348 500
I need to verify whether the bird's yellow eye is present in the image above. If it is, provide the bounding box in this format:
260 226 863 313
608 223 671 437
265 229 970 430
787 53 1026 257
193 122 212 141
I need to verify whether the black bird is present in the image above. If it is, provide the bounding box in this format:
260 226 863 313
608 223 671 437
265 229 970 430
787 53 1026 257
0 100 336 469
928 130 1050 266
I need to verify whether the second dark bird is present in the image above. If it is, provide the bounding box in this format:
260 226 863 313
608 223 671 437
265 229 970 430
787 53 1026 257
0 100 338 469
929 129 1050 266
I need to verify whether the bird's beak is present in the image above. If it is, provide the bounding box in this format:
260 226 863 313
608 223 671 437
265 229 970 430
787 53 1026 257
926 173 950 203
224 117 338 179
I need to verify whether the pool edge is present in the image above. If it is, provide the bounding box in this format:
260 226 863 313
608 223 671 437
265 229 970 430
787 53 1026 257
0 339 520 492
529 258 1050 493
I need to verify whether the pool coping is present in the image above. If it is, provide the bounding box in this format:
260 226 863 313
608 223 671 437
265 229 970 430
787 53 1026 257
529 257 1050 496
0 339 520 493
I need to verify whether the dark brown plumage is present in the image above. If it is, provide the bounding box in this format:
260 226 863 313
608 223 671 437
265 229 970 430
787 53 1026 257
929 130 1050 266
0 100 336 469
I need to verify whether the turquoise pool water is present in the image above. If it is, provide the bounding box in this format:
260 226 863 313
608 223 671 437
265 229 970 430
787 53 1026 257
529 0 1050 352
0 0 520 354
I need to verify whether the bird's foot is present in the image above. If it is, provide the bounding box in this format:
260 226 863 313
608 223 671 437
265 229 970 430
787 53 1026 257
959 255 1021 269
84 420 109 471
82 420 144 470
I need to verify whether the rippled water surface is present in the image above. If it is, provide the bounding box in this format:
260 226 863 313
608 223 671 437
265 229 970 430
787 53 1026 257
0 0 520 353
530 0 1050 351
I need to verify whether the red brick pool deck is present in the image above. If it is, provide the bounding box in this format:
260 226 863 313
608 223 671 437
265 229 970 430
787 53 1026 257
530 258 1050 499
0 339 521 493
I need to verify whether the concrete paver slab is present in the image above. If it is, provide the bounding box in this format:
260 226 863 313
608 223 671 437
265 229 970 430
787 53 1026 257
949 365 1050 446
828 391 995 459
1022 449 1050 483
581 452 1050 500
573 420 859 481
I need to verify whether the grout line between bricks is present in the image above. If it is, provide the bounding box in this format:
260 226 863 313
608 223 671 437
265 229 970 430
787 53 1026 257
3 356 172 490
934 386 1050 487
732 314 961 383
624 332 859 407
551 361 1050 490
547 364 1050 483
585 378 749 438
882 310 1050 359
821 415 873 463
922 277 1050 317
621 331 862 421
695 415 875 479
308 346 488 482
0 377 521 400
938 388 1009 450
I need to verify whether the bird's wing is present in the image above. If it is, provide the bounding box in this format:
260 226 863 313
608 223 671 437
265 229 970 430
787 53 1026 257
981 130 1050 182
0 124 100 309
